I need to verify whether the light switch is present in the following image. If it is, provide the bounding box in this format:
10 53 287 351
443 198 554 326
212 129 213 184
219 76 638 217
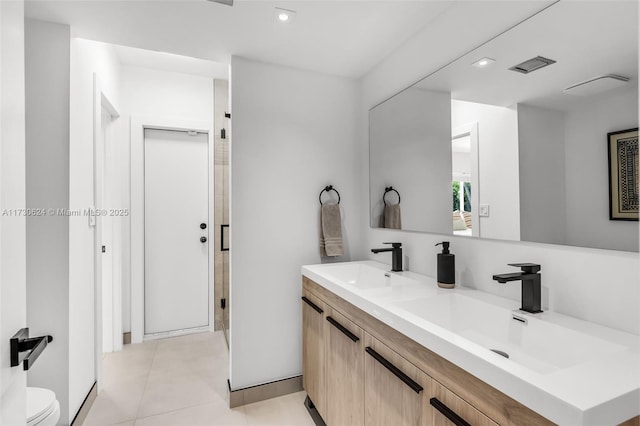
479 204 490 217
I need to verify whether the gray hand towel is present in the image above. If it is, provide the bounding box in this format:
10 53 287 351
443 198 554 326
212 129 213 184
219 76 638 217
320 204 344 257
383 204 402 230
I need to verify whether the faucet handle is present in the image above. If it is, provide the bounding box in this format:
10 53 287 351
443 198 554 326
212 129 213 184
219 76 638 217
508 263 540 274
383 242 402 248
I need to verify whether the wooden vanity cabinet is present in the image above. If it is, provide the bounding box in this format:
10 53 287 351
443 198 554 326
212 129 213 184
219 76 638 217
302 276 640 426
429 379 498 426
364 332 497 426
364 333 430 426
325 308 365 426
301 289 327 418
302 277 554 426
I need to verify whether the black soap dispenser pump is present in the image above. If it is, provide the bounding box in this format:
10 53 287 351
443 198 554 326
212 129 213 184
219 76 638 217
435 242 455 289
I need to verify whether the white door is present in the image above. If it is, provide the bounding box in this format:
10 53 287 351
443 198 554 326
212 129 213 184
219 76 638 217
144 128 209 335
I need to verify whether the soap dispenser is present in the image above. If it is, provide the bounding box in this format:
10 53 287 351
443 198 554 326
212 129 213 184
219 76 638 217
435 242 455 288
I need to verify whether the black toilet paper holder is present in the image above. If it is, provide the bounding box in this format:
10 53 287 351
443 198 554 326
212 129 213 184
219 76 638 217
10 328 53 371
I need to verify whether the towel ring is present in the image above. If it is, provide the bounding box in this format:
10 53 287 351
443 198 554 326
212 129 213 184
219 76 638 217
319 185 341 205
383 187 401 206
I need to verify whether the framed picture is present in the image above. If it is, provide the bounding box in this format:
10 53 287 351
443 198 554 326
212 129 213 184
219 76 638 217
608 128 638 221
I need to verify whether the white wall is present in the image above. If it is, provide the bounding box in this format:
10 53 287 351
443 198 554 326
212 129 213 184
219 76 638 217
370 87 452 233
120 65 214 334
360 6 639 335
69 38 121 421
564 90 638 252
121 65 214 122
518 104 566 245
451 100 520 241
0 1 28 424
230 56 361 389
25 18 71 424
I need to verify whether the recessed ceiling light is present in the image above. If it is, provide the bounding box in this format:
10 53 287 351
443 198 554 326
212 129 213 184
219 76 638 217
472 57 495 68
275 7 296 23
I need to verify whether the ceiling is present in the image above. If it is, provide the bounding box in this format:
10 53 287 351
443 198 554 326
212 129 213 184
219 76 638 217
414 1 639 111
25 0 455 78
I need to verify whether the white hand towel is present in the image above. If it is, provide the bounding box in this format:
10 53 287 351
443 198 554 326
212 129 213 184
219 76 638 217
320 204 344 257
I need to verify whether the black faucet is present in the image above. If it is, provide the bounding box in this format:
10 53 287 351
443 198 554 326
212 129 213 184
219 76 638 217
371 242 402 272
493 263 543 313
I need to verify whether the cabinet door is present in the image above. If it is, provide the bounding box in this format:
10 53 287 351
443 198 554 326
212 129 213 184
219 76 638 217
326 308 365 426
302 290 326 418
364 334 430 426
428 380 498 426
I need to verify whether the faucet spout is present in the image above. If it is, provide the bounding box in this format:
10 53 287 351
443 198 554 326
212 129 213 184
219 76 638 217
371 248 393 254
371 242 403 272
492 272 526 283
493 264 543 314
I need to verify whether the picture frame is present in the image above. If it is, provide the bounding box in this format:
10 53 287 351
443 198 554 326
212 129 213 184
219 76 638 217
608 128 638 221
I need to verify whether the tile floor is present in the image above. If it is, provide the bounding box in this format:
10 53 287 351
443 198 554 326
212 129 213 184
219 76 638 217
83 331 315 426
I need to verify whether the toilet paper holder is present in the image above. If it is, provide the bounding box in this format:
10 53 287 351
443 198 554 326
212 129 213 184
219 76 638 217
10 328 53 371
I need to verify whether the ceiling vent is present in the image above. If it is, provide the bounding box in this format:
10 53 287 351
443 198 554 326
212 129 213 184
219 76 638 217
207 0 233 6
509 56 556 74
564 74 630 96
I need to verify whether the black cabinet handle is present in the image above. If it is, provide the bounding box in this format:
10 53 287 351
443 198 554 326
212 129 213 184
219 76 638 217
326 316 359 342
365 347 423 393
430 397 471 426
301 297 323 314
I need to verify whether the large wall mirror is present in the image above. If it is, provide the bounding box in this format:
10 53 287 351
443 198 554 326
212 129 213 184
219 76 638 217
370 1 639 252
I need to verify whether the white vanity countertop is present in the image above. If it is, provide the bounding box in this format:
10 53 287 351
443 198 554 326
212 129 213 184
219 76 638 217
302 260 640 426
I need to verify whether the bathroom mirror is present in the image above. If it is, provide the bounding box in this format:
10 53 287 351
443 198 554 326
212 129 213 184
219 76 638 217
369 1 639 252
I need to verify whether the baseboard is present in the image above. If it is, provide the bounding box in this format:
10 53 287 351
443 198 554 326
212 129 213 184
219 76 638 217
70 381 97 425
143 326 210 342
123 332 132 345
228 375 302 408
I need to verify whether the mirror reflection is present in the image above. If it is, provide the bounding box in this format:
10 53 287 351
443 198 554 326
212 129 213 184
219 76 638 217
369 1 639 252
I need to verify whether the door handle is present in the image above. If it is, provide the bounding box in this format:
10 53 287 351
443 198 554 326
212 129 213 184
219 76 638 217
221 224 229 251
200 236 207 243
200 223 207 230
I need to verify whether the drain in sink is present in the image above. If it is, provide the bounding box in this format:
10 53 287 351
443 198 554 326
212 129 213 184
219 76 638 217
490 349 509 359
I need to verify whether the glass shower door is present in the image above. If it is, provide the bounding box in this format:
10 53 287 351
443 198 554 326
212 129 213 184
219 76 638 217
214 79 230 346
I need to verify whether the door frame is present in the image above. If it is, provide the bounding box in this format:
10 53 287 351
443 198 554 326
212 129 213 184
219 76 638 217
452 122 480 237
93 75 120 392
130 117 214 344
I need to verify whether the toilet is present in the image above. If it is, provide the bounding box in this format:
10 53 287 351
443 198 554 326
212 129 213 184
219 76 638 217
26 387 60 426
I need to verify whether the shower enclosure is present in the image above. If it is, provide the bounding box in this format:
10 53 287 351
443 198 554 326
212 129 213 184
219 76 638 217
214 79 230 344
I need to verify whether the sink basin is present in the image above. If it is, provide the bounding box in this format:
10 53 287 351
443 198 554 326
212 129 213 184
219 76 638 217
394 293 626 374
307 261 438 302
322 262 415 290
